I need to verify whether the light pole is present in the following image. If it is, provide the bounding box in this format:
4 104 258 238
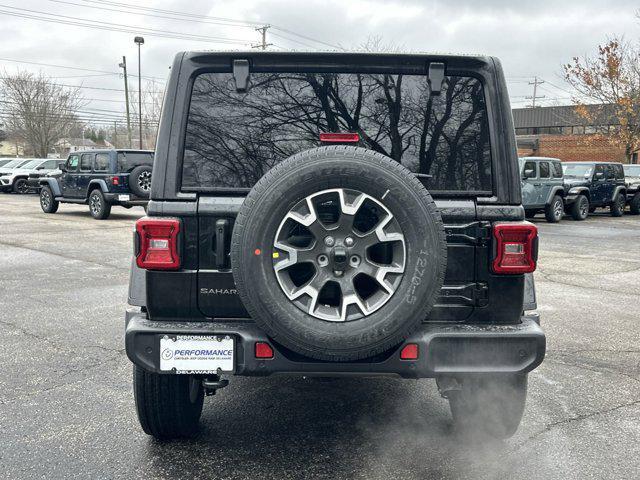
134 36 144 149
118 56 132 148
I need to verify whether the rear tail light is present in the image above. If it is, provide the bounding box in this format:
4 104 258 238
111 176 120 186
492 222 538 274
135 217 181 270
319 132 360 143
255 342 274 359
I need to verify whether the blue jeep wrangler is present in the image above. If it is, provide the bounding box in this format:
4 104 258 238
39 149 153 219
520 157 565 223
562 162 627 220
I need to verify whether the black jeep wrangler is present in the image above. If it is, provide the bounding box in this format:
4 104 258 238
562 162 627 219
39 149 153 219
125 52 545 440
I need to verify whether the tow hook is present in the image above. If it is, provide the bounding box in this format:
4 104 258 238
202 376 229 396
436 376 462 399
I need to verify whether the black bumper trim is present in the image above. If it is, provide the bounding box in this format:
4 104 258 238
125 312 546 378
103 192 148 206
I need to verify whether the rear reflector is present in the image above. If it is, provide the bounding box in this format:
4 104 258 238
400 343 419 360
492 222 538 274
319 132 360 143
135 217 181 270
255 342 274 359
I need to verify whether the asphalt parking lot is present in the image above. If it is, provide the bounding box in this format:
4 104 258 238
1 194 639 480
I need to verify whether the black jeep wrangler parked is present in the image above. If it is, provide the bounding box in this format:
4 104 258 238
39 149 153 219
125 52 545 440
562 162 627 219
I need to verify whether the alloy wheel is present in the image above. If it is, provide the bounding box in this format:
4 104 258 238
554 199 563 220
272 188 406 322
16 180 29 194
580 198 588 217
138 171 152 192
90 193 102 215
40 190 51 209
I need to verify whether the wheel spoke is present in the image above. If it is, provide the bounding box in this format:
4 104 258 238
273 242 317 271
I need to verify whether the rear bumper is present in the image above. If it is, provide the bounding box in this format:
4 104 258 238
125 311 546 378
103 192 148 206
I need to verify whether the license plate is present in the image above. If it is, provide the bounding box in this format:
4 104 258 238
159 335 235 374
118 194 130 201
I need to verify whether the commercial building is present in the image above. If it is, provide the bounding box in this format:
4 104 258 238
513 104 638 164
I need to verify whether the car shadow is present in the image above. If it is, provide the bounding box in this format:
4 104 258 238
51 209 143 220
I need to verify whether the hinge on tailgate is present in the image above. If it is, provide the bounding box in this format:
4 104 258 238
428 62 445 94
474 282 489 307
444 221 491 246
233 59 250 92
438 282 489 307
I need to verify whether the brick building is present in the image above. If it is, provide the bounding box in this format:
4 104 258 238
513 104 638 164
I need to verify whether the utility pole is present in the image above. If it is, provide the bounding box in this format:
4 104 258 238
113 121 118 148
252 25 273 50
526 76 546 108
119 56 132 148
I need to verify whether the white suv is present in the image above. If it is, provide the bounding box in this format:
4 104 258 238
0 159 58 194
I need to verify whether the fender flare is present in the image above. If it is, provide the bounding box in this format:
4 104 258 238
612 185 626 200
39 178 62 197
567 186 590 200
545 186 565 205
86 179 109 198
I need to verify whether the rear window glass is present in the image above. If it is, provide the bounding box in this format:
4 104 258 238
94 153 110 171
182 72 493 193
117 152 154 171
563 164 593 178
624 165 640 176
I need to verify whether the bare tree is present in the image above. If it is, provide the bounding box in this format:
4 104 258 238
1 71 85 157
128 79 164 149
563 38 640 161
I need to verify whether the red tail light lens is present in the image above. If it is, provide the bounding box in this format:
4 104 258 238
319 132 360 143
135 217 181 270
255 342 274 359
111 176 120 186
492 222 537 274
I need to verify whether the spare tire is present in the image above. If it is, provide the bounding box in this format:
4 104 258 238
231 146 447 361
129 165 153 198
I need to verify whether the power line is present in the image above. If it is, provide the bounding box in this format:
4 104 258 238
49 0 258 29
0 57 164 81
0 78 162 93
80 0 263 26
77 0 343 50
0 4 253 45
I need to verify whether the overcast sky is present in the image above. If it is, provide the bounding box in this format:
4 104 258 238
1 0 639 128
